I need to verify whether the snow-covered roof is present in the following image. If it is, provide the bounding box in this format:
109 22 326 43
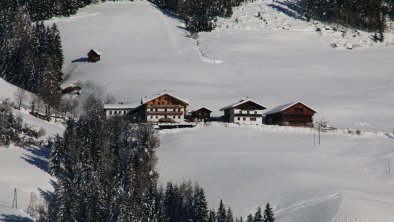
103 103 136 110
141 92 189 105
264 101 316 115
220 99 266 111
88 48 102 56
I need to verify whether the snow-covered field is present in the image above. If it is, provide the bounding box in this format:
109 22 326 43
54 0 394 133
1 0 394 220
158 124 394 221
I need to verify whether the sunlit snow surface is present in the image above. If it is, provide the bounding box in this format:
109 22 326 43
1 0 394 220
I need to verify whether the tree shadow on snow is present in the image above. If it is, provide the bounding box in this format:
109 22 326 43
38 180 56 203
268 1 305 20
0 214 33 222
20 146 51 173
72 57 88 63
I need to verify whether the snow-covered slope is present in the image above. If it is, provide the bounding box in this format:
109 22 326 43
53 0 394 133
1 0 393 220
215 0 394 48
157 124 394 221
0 143 52 221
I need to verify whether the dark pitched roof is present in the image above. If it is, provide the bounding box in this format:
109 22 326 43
265 101 316 115
220 99 266 111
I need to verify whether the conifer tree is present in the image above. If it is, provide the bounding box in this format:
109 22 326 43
254 207 263 222
217 200 227 222
263 203 275 222
192 186 208 222
246 214 254 222
226 207 234 222
49 134 63 177
208 210 217 222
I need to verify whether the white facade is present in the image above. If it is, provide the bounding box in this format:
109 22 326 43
220 99 266 126
231 108 263 126
105 109 130 118
103 104 135 119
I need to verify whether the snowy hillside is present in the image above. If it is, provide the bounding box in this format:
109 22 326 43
53 0 394 133
0 81 63 221
1 0 394 220
157 124 394 221
215 0 394 48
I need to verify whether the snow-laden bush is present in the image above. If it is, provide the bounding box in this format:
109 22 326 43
0 102 40 147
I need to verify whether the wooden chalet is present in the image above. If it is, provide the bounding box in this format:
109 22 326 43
190 107 212 122
87 49 102 62
128 92 188 124
103 103 135 119
265 101 316 127
220 99 266 126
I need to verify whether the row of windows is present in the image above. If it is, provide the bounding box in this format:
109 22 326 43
238 110 258 114
109 110 128 115
150 115 182 119
148 108 182 112
237 117 257 121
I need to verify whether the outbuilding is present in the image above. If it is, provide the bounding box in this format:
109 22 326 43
87 49 102 62
190 107 212 122
265 101 316 127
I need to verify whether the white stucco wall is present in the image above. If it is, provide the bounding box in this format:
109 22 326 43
105 109 129 118
231 108 263 126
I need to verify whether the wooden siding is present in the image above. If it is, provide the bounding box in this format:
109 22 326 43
234 101 265 110
191 108 211 122
266 102 315 127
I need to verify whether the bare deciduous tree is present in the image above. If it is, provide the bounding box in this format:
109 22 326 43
14 88 28 110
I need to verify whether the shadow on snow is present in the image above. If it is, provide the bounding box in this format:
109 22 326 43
20 146 51 173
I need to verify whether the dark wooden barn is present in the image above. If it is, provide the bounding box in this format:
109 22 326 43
87 49 102 62
265 101 316 127
191 107 212 122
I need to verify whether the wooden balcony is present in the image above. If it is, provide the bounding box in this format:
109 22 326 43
148 111 183 116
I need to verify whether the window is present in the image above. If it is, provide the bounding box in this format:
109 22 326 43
243 117 246 121
165 108 167 112
156 116 158 119
109 111 112 115
237 117 240 120
250 118 256 121
247 111 250 114
173 116 175 119
254 111 257 114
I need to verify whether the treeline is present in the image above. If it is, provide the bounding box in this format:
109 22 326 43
149 0 255 33
42 96 275 222
300 0 392 41
7 0 123 22
0 1 63 118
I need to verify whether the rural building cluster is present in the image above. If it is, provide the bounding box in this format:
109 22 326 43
103 92 316 128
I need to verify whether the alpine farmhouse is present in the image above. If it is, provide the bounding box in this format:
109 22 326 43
220 99 266 126
128 92 188 123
